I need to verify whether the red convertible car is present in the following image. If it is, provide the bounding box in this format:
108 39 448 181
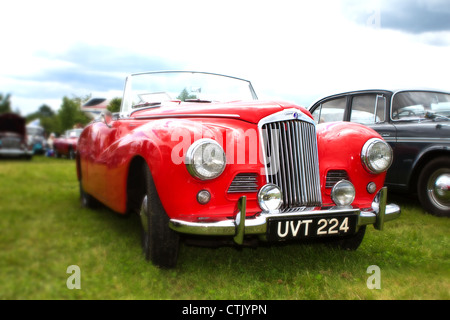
76 71 400 268
53 128 83 159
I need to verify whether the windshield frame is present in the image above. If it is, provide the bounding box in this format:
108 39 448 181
119 71 258 117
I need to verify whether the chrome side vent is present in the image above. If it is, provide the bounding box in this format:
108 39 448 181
326 170 349 188
228 173 259 193
261 117 322 211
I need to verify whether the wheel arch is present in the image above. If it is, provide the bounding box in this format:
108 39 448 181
76 152 82 181
126 155 147 215
409 148 450 192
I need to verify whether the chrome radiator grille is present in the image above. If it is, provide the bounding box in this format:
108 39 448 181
261 119 322 211
2 137 21 149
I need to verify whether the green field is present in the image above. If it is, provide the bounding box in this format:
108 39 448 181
0 156 449 300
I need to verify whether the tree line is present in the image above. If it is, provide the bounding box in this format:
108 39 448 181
0 93 121 137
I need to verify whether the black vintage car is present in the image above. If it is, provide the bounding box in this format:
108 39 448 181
309 89 450 217
0 113 33 159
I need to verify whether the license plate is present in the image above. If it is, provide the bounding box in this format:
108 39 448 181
267 214 357 241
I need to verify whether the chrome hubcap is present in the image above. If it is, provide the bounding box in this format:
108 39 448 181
427 171 450 210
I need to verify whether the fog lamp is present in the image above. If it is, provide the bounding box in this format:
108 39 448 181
258 184 282 212
331 180 355 207
197 190 211 204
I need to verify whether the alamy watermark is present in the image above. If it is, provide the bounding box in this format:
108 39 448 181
169 122 284 175
66 265 81 290
366 265 381 289
366 1 381 29
65 264 381 291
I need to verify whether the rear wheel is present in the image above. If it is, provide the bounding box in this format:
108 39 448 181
140 164 179 268
417 156 450 217
69 148 75 159
79 181 97 208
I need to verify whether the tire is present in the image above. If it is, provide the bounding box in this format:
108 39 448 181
79 181 97 209
140 164 179 268
417 156 450 217
326 226 366 251
69 148 75 160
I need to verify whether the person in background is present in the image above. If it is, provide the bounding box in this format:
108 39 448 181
46 133 55 157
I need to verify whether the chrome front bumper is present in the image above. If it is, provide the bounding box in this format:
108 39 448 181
169 187 401 245
0 149 33 157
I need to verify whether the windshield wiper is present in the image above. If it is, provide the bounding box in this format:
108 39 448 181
133 102 161 109
184 99 212 103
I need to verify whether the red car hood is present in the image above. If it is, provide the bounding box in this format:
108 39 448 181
130 100 312 124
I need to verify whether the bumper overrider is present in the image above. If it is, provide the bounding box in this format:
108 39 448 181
169 187 401 245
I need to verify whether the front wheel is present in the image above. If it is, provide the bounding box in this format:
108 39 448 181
417 156 450 217
79 181 98 209
326 226 366 251
140 165 180 268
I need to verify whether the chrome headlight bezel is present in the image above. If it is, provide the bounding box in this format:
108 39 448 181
361 138 393 174
185 138 226 180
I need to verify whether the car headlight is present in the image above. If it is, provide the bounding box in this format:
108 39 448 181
185 139 226 180
258 184 283 212
361 138 393 174
331 180 355 207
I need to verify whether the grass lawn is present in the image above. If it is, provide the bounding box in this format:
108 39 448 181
0 156 449 300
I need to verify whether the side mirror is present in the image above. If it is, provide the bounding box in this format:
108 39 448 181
102 110 113 128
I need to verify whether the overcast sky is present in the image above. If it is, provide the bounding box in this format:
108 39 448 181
1 0 450 115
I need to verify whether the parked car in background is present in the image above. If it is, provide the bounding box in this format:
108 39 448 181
77 71 400 268
0 113 33 159
26 123 46 155
53 128 83 159
309 89 450 217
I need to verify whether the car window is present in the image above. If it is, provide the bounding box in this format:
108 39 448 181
392 91 450 120
431 102 450 116
350 94 385 125
311 97 346 124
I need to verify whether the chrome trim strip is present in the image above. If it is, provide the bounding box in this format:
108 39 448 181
133 113 242 120
396 137 450 143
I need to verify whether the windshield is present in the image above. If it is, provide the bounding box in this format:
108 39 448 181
121 71 257 115
392 91 450 121
65 129 83 138
27 126 44 136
